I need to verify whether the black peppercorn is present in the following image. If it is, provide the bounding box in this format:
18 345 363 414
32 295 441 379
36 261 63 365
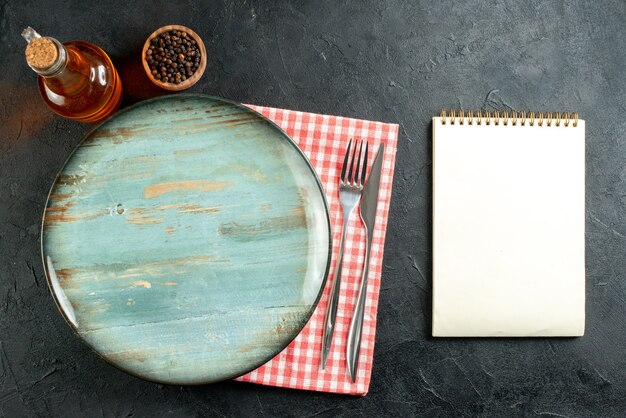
146 29 202 85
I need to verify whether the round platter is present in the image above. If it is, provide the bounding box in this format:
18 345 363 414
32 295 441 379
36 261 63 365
41 95 331 384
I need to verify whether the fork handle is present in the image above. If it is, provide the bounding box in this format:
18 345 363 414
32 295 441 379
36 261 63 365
320 211 351 369
346 229 372 382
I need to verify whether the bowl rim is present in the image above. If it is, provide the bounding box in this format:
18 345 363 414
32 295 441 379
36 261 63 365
141 24 207 91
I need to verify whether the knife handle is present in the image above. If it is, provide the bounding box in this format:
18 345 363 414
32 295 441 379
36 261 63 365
346 236 371 382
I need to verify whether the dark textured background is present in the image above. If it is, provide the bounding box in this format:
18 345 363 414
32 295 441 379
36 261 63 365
1 0 625 416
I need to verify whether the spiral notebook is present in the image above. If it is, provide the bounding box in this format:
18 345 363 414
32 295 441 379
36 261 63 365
432 110 585 337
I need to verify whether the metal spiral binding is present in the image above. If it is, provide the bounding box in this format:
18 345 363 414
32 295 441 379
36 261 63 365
439 109 579 127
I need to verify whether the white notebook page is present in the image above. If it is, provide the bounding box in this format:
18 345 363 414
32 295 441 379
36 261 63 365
432 117 585 337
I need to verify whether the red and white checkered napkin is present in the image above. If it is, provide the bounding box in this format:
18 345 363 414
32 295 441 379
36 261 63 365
235 105 399 395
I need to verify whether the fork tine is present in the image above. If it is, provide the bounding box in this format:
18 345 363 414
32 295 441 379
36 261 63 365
360 141 369 186
341 139 352 183
347 139 359 185
354 140 363 186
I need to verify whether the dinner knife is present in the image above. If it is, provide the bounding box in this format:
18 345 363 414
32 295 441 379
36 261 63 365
346 142 385 382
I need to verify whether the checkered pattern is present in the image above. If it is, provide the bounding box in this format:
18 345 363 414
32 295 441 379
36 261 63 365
235 105 399 396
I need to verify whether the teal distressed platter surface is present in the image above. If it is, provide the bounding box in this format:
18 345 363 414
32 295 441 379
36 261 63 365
42 95 331 384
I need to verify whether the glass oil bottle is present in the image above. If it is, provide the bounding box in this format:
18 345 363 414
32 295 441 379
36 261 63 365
22 27 123 123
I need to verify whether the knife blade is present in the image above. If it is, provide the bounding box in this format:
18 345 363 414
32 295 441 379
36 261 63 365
346 142 385 382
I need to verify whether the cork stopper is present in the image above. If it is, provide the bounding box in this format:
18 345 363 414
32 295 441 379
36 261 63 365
25 37 59 71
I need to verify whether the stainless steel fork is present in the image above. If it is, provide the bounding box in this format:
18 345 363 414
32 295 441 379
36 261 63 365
321 139 369 370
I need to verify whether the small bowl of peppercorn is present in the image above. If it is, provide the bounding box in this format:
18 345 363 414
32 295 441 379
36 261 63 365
142 25 206 91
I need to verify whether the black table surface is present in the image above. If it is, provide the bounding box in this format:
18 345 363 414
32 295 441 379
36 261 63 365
1 1 625 417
